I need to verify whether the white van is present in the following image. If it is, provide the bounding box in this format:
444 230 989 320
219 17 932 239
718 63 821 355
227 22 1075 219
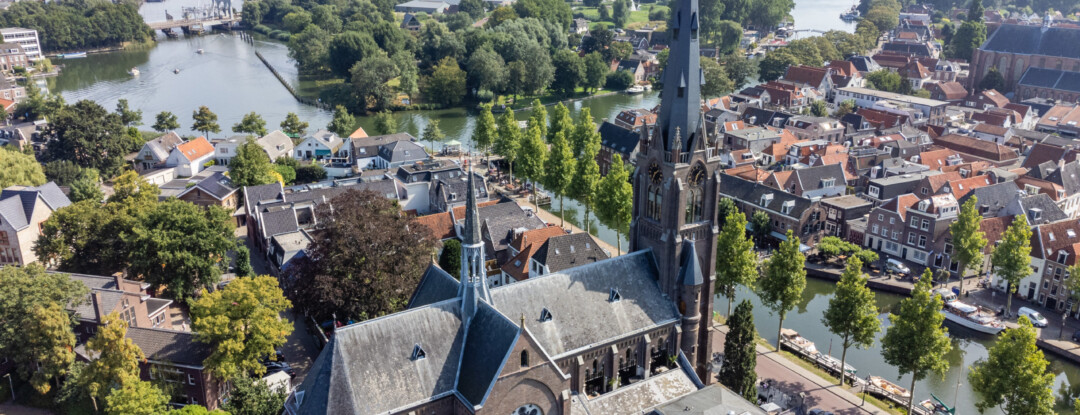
1018 307 1049 327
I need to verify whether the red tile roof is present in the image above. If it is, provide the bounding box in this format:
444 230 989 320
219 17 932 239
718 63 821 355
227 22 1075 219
414 212 456 240
783 65 829 87
945 174 992 199
931 81 967 101
501 226 570 281
827 60 858 77
933 134 1018 162
176 136 214 162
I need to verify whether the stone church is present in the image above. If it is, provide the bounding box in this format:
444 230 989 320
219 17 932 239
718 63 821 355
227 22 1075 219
283 0 724 410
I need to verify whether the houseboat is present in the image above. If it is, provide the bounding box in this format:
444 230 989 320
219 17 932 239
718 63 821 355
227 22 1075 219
934 289 1005 335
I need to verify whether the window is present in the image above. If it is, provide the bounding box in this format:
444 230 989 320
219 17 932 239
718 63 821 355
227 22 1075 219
0 231 7 245
891 230 898 240
872 224 879 234
685 165 705 223
921 219 929 231
411 344 426 360
910 218 918 228
188 374 196 385
609 288 622 302
540 308 553 322
1059 251 1069 264
918 235 927 248
878 214 884 221
884 241 900 253
908 233 917 245
647 185 663 221
521 350 529 368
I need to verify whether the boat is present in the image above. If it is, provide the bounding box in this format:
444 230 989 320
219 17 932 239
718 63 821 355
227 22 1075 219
197 49 205 54
173 68 181 74
625 85 645 94
779 328 818 355
868 376 910 398
819 354 857 375
58 52 87 59
934 289 1005 334
128 67 140 76
840 5 860 20
643 84 653 91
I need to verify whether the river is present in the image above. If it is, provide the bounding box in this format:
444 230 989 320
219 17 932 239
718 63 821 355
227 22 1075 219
48 1 1073 412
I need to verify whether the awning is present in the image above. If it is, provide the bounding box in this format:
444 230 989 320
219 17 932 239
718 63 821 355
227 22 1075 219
770 231 812 252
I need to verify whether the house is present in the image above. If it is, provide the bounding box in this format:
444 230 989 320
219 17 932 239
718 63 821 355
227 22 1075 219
129 328 224 408
821 195 872 238
67 272 175 341
528 233 609 278
864 170 942 206
0 182 71 265
1035 104 1080 137
401 13 422 31
135 132 184 172
972 123 1012 145
784 163 848 199
0 42 27 74
897 60 932 90
176 171 240 211
393 0 450 13
210 135 247 166
616 59 646 84
782 65 832 91
785 116 845 143
1030 219 1080 313
499 226 569 283
352 132 416 169
295 130 347 162
395 160 472 214
429 171 489 213
846 55 881 74
718 173 827 247
964 89 1010 110
376 140 428 169
933 134 1019 164
454 200 546 268
258 130 296 162
571 18 590 34
865 193 959 267
833 87 949 126
723 125 784 153
1015 160 1080 218
598 121 640 175
614 109 657 131
166 136 215 177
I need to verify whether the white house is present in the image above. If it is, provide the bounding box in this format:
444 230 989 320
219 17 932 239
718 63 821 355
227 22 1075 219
295 130 347 162
211 135 247 166
166 136 215 177
135 132 184 172
0 182 71 266
258 130 295 162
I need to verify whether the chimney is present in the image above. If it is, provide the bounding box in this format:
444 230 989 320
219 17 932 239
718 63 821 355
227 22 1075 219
92 291 106 322
112 272 125 291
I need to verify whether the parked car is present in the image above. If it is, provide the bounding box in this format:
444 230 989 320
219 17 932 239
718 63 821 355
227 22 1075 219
264 361 296 378
1072 329 1080 343
809 409 835 415
885 258 910 274
1019 307 1049 327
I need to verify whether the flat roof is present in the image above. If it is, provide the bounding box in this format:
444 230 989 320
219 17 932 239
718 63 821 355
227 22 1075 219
838 86 949 107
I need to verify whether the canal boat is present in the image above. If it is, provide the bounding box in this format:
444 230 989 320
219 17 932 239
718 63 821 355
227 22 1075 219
128 67 140 76
625 85 645 94
840 5 860 20
58 52 87 59
779 328 818 355
868 376 910 398
934 289 1005 335
174 68 181 74
819 354 856 375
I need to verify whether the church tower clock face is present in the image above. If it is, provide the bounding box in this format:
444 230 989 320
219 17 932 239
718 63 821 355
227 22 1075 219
513 404 542 415
649 162 662 184
687 164 705 186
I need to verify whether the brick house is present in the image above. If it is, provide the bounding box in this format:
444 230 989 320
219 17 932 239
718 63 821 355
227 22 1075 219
718 174 827 247
821 195 873 239
130 328 224 409
1030 219 1080 313
176 171 239 211
865 193 959 268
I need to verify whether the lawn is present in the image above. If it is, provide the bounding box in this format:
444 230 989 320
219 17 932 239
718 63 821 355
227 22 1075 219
573 4 668 30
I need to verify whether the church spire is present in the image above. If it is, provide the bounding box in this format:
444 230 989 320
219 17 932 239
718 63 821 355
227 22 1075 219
459 159 491 323
656 0 703 154
462 161 482 245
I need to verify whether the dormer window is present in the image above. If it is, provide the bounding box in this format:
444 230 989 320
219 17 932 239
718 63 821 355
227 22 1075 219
540 308 553 322
760 193 774 207
918 199 930 212
1069 229 1077 238
1059 250 1069 264
609 288 622 303
411 344 426 360
781 200 795 215
821 178 835 188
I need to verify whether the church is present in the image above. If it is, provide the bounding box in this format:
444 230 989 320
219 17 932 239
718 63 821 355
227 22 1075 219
283 0 725 411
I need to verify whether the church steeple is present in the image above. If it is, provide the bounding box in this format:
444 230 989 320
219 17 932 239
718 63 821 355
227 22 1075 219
657 0 704 153
459 160 491 324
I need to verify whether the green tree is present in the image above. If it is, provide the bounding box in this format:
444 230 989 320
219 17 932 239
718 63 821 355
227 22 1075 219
759 229 807 351
758 49 798 82
518 124 548 210
327 105 355 137
866 69 903 92
373 110 397 135
152 111 180 132
968 0 984 22
701 58 735 97
220 374 288 415
235 245 254 277
79 312 145 411
979 67 1006 92
715 20 744 54
836 99 856 118
114 99 142 127
882 271 952 415
750 210 770 248
595 154 632 255
717 198 737 228
43 100 130 177
191 275 293 380
0 265 86 394
69 167 103 203
810 100 829 117
583 52 609 93
715 212 757 318
466 47 508 97
506 60 528 100
949 20 986 61
288 25 332 73
458 0 486 19
543 130 576 226
822 257 881 386
233 111 268 136
171 405 229 415
0 146 46 188
473 104 497 155
295 164 327 183
351 55 399 112
528 99 548 139
547 103 574 145
551 49 584 97
605 70 635 91
104 380 168 415
611 0 630 27
723 53 756 90
570 108 597 159
865 5 900 32
422 119 445 151
279 112 309 137
568 126 600 233
230 138 279 187
950 196 987 297
718 300 757 401
422 57 467 107
282 10 312 33
328 31 381 77
991 216 1032 317
968 316 1054 414
192 106 222 138
438 238 462 273
128 201 235 302
494 110 522 183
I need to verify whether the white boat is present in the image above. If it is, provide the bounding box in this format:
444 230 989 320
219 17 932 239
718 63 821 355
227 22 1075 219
869 375 910 398
643 84 653 91
173 68 180 74
58 52 87 59
128 67 140 76
840 5 860 20
197 49 205 54
780 328 818 355
625 85 645 94
820 354 857 375
934 289 1004 335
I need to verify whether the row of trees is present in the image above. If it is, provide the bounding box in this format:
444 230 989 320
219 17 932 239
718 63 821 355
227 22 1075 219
150 107 312 138
758 22 881 82
0 0 152 52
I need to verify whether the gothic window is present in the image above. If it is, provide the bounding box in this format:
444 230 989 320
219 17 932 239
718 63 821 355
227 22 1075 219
520 350 529 368
647 163 663 221
512 404 543 415
685 164 705 223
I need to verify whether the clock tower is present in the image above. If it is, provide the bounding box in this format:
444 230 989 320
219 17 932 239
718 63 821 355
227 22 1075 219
628 0 722 384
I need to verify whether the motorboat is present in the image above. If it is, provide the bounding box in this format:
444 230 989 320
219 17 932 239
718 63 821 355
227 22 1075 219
779 328 818 355
128 67 140 76
173 68 181 74
197 49 205 54
819 354 856 375
934 289 1005 334
840 5 860 20
869 376 910 398
58 52 87 59
625 85 645 94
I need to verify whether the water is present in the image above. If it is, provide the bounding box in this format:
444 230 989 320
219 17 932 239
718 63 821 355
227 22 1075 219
791 0 859 34
720 279 1080 414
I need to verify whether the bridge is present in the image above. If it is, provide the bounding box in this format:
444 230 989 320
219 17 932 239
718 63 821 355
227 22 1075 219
148 4 238 32
148 16 240 31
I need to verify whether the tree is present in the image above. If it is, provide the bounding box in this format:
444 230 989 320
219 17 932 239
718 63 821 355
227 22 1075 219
69 167 103 203
233 111 268 136
718 300 757 401
0 146 46 188
547 103 574 145
128 201 235 302
351 55 399 112
715 212 757 318
866 69 903 93
822 257 881 386
979 67 1005 92
171 405 229 415
968 0 984 22
192 106 222 138
518 124 548 209
422 119 445 151
283 10 312 33
506 60 528 100
750 210 771 248
115 99 142 126
810 100 829 117
595 153 632 254
489 6 519 27
152 111 179 132
191 275 293 380
551 49 584 97
220 374 288 415
758 49 798 82
950 196 987 297
466 47 508 97
230 138 279 187
458 0 486 19
968 316 1054 414
528 99 548 139
284 190 437 322
295 164 327 183
717 198 737 228
865 5 900 32
543 131 576 226
723 53 756 90
990 216 1032 317
701 58 735 97
79 312 144 410
328 31 381 77
882 271 952 415
759 230 807 351
568 126 600 233
613 0 631 27
583 52 609 93
0 265 86 394
43 100 130 177
606 70 635 90
235 245 254 277
327 105 355 137
836 99 856 118
277 112 308 137
422 57 467 107
473 104 497 155
373 110 397 135
599 4 611 21
494 110 521 183
438 238 462 273
288 25 332 73
949 20 986 61
105 380 169 415
715 20 743 54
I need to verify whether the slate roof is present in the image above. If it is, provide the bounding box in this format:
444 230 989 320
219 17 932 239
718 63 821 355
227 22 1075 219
718 174 814 219
1018 67 1080 94
980 24 1080 59
532 233 609 274
957 182 1020 217
847 55 880 73
1045 160 1080 194
408 264 460 308
261 208 299 238
489 251 679 358
144 132 184 161
599 121 640 155
464 201 546 254
179 171 237 200
455 301 519 405
306 129 345 152
0 182 71 231
378 140 427 164
793 163 846 195
1020 193 1069 224
127 327 212 367
353 132 415 158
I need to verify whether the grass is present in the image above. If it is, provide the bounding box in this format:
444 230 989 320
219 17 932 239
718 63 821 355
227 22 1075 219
573 5 667 29
767 348 908 415
494 87 616 111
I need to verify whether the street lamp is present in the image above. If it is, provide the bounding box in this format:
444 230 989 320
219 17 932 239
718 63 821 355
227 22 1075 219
3 373 13 403
1061 311 1069 341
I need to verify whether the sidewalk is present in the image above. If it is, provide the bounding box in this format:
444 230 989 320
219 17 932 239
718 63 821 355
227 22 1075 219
958 284 1080 364
714 325 892 415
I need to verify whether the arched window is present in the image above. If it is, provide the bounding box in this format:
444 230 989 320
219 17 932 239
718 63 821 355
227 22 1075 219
1013 58 1025 84
685 165 706 223
520 350 529 368
647 162 663 221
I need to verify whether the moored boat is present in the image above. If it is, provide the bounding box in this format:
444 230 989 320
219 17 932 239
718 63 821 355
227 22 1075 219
840 5 860 20
128 67 140 76
625 85 645 94
779 328 818 355
820 354 856 375
869 375 910 398
934 289 1004 334
58 52 87 59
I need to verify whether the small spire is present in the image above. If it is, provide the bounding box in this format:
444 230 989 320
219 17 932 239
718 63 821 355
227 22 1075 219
462 157 482 245
520 313 526 328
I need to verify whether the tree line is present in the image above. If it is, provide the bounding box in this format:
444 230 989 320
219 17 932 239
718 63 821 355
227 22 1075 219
0 0 152 52
757 20 881 82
